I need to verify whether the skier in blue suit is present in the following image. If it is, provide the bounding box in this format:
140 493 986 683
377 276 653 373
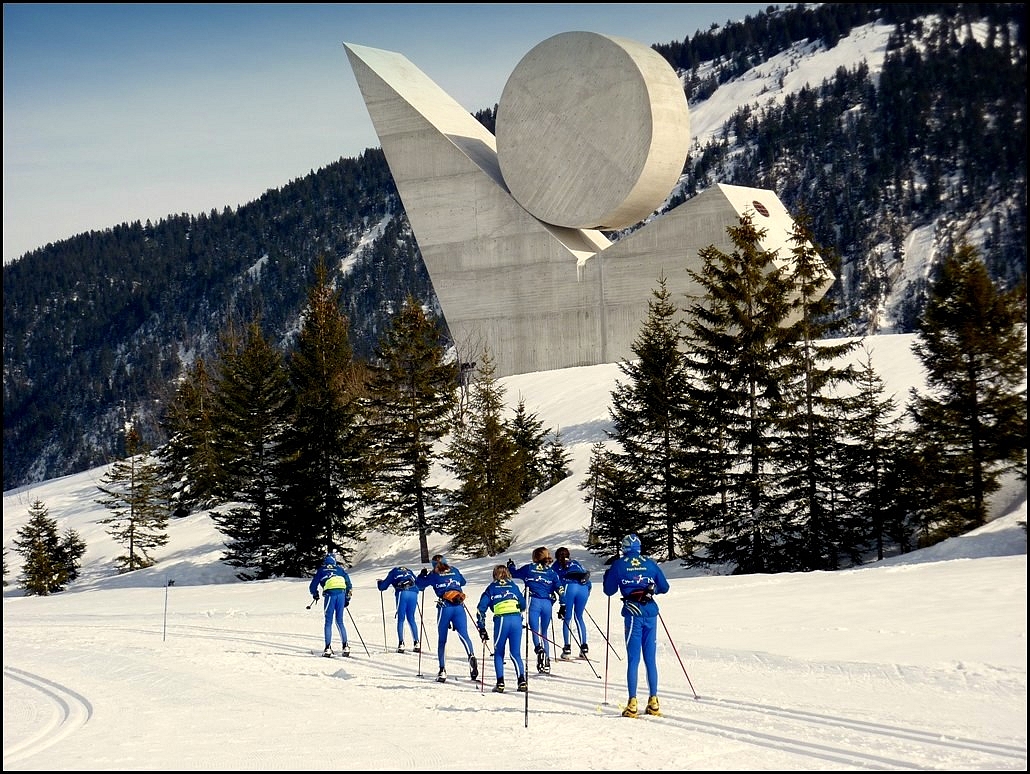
602 534 670 718
309 553 353 657
415 555 478 682
507 546 561 673
552 546 592 659
377 566 421 653
475 564 528 693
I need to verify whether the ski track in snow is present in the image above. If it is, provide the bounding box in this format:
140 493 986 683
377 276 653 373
2 666 94 766
4 621 1023 770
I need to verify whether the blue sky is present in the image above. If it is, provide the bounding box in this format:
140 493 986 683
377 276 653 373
2 3 771 264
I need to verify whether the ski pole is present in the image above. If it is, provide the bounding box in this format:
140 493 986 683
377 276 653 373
658 611 698 699
603 594 611 705
346 607 371 657
380 588 388 653
480 635 488 693
523 620 530 727
415 594 431 653
464 604 493 656
586 606 622 660
416 588 426 678
569 628 602 680
526 624 566 653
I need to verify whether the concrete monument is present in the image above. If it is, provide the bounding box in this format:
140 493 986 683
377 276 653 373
344 32 831 378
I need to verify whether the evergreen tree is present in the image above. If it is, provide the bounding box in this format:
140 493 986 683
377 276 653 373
908 242 1027 539
56 528 87 583
156 357 221 514
12 499 78 595
542 428 573 491
279 260 369 572
774 212 863 570
442 350 521 556
581 442 642 557
363 295 457 563
846 349 913 561
509 397 549 501
209 320 293 579
96 428 170 573
605 275 698 560
682 212 798 574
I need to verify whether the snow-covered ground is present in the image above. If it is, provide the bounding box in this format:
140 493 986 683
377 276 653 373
4 333 1026 770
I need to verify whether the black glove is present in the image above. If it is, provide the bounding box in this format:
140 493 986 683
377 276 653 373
312 592 319 601
346 589 353 604
477 626 489 643
418 567 429 577
557 604 566 620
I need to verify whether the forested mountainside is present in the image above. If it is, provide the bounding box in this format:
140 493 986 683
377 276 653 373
3 3 1026 491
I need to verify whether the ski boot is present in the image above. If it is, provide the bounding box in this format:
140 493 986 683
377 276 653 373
322 645 333 658
622 697 638 718
517 676 528 692
646 695 662 717
561 644 572 659
579 643 590 659
469 655 479 680
412 641 421 653
493 679 505 693
397 641 405 653
340 642 350 657
535 644 545 673
436 667 447 683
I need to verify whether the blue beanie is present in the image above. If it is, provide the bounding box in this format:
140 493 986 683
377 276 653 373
324 554 337 566
621 534 641 556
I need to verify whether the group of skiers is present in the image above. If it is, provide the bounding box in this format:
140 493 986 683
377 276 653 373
309 533 670 718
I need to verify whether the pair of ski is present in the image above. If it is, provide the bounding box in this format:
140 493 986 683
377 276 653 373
432 673 476 684
313 649 351 659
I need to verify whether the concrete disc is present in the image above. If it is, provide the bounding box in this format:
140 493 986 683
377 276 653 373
496 31 690 230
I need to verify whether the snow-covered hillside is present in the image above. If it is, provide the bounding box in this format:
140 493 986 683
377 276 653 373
3 333 1026 770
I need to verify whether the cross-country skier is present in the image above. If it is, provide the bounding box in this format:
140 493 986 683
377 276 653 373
377 566 421 653
475 564 528 693
552 546 592 659
602 534 670 718
507 546 561 673
310 553 353 657
415 555 478 682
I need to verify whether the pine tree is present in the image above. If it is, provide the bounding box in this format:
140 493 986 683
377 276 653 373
682 212 799 573
279 260 369 573
442 350 522 556
363 295 457 563
157 357 221 514
13 499 68 595
209 319 293 579
96 428 170 573
846 349 914 561
774 211 863 570
908 242 1027 539
581 442 642 556
542 428 572 491
605 275 698 560
509 397 549 501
